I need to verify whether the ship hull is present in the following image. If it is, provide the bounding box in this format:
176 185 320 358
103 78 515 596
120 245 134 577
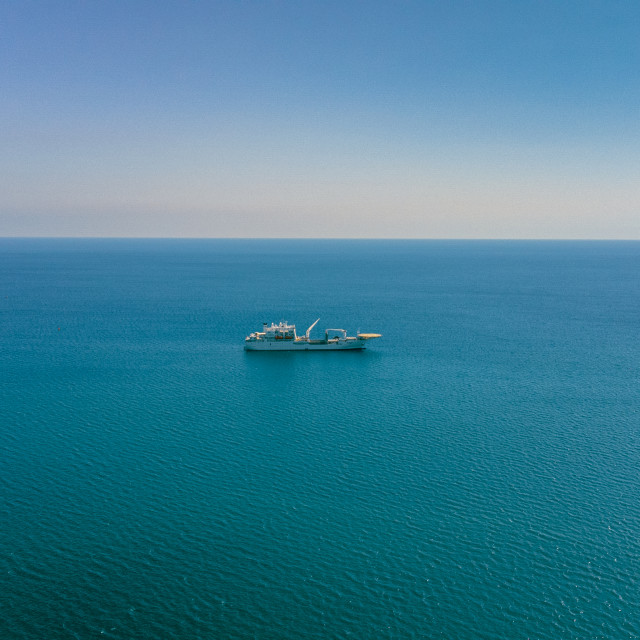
244 339 367 351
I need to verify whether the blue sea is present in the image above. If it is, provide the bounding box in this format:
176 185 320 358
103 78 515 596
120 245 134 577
1 239 639 639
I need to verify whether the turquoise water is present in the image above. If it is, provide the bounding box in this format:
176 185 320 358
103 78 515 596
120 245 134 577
1 239 639 639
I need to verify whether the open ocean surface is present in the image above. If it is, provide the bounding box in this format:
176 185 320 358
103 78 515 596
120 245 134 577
1 238 639 639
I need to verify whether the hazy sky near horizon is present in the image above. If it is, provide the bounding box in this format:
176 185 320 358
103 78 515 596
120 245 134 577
2 1 639 238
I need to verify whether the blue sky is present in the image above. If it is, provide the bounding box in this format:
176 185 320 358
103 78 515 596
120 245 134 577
2 0 639 238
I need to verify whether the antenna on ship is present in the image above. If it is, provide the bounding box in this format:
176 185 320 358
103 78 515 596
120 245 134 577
305 318 320 339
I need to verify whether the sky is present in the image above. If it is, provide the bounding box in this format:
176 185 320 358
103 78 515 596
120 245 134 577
1 0 639 238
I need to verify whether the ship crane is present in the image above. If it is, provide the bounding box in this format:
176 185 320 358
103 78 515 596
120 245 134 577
305 318 320 339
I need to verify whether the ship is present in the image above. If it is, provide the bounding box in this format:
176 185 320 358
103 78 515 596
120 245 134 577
244 319 381 351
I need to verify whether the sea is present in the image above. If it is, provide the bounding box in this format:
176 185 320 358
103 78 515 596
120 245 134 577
1 238 639 640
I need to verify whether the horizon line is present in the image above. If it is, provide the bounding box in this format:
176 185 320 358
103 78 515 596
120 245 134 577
1 236 639 242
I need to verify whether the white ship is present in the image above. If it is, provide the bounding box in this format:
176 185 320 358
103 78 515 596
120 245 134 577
244 319 381 351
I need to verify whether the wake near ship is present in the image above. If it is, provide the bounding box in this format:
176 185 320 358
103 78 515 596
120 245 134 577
244 319 381 351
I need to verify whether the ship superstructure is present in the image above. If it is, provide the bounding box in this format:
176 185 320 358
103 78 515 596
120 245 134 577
244 319 381 351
